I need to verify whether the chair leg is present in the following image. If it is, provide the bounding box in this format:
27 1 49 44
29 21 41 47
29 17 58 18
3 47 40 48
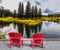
31 40 34 48
10 41 13 48
41 41 44 48
19 45 21 48
10 43 12 48
32 45 34 48
21 40 23 45
19 41 22 48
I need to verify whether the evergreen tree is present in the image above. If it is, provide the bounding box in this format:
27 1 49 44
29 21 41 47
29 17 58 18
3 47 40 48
0 9 2 17
21 3 24 18
38 8 42 18
34 6 38 18
25 1 31 18
0 6 13 17
9 12 13 17
13 10 16 18
3 9 10 17
18 2 22 18
31 6 34 18
1 6 4 17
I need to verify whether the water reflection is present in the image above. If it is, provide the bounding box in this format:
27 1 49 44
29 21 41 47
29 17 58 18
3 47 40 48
0 21 60 38
40 21 60 38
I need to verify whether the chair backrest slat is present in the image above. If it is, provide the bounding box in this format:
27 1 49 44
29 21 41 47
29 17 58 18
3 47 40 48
9 32 22 39
33 33 44 38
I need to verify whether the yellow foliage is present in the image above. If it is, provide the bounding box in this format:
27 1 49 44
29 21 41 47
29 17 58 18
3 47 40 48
0 17 60 26
0 34 6 39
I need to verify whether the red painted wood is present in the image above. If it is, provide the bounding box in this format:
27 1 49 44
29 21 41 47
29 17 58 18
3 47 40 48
9 32 22 48
32 34 44 48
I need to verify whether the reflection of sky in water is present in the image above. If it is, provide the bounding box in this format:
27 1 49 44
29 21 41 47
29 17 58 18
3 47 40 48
41 21 60 38
44 21 52 26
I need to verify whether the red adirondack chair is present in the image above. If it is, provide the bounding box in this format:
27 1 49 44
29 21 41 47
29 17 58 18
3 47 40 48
9 32 22 48
32 33 44 48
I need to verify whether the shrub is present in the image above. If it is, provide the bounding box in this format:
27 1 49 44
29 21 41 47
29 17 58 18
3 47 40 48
0 34 6 39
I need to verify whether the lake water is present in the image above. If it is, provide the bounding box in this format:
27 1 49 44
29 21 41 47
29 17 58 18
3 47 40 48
40 21 60 38
0 21 60 38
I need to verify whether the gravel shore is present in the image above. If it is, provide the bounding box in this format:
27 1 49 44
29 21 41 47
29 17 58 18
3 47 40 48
0 40 60 50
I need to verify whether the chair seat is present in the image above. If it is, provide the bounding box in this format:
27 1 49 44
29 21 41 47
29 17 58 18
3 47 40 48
11 39 20 44
10 37 20 39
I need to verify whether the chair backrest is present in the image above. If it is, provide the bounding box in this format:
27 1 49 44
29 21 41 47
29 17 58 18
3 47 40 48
33 33 44 39
9 32 22 39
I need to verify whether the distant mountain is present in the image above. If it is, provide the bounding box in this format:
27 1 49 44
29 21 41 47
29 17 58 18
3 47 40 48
44 8 55 14
44 8 60 14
